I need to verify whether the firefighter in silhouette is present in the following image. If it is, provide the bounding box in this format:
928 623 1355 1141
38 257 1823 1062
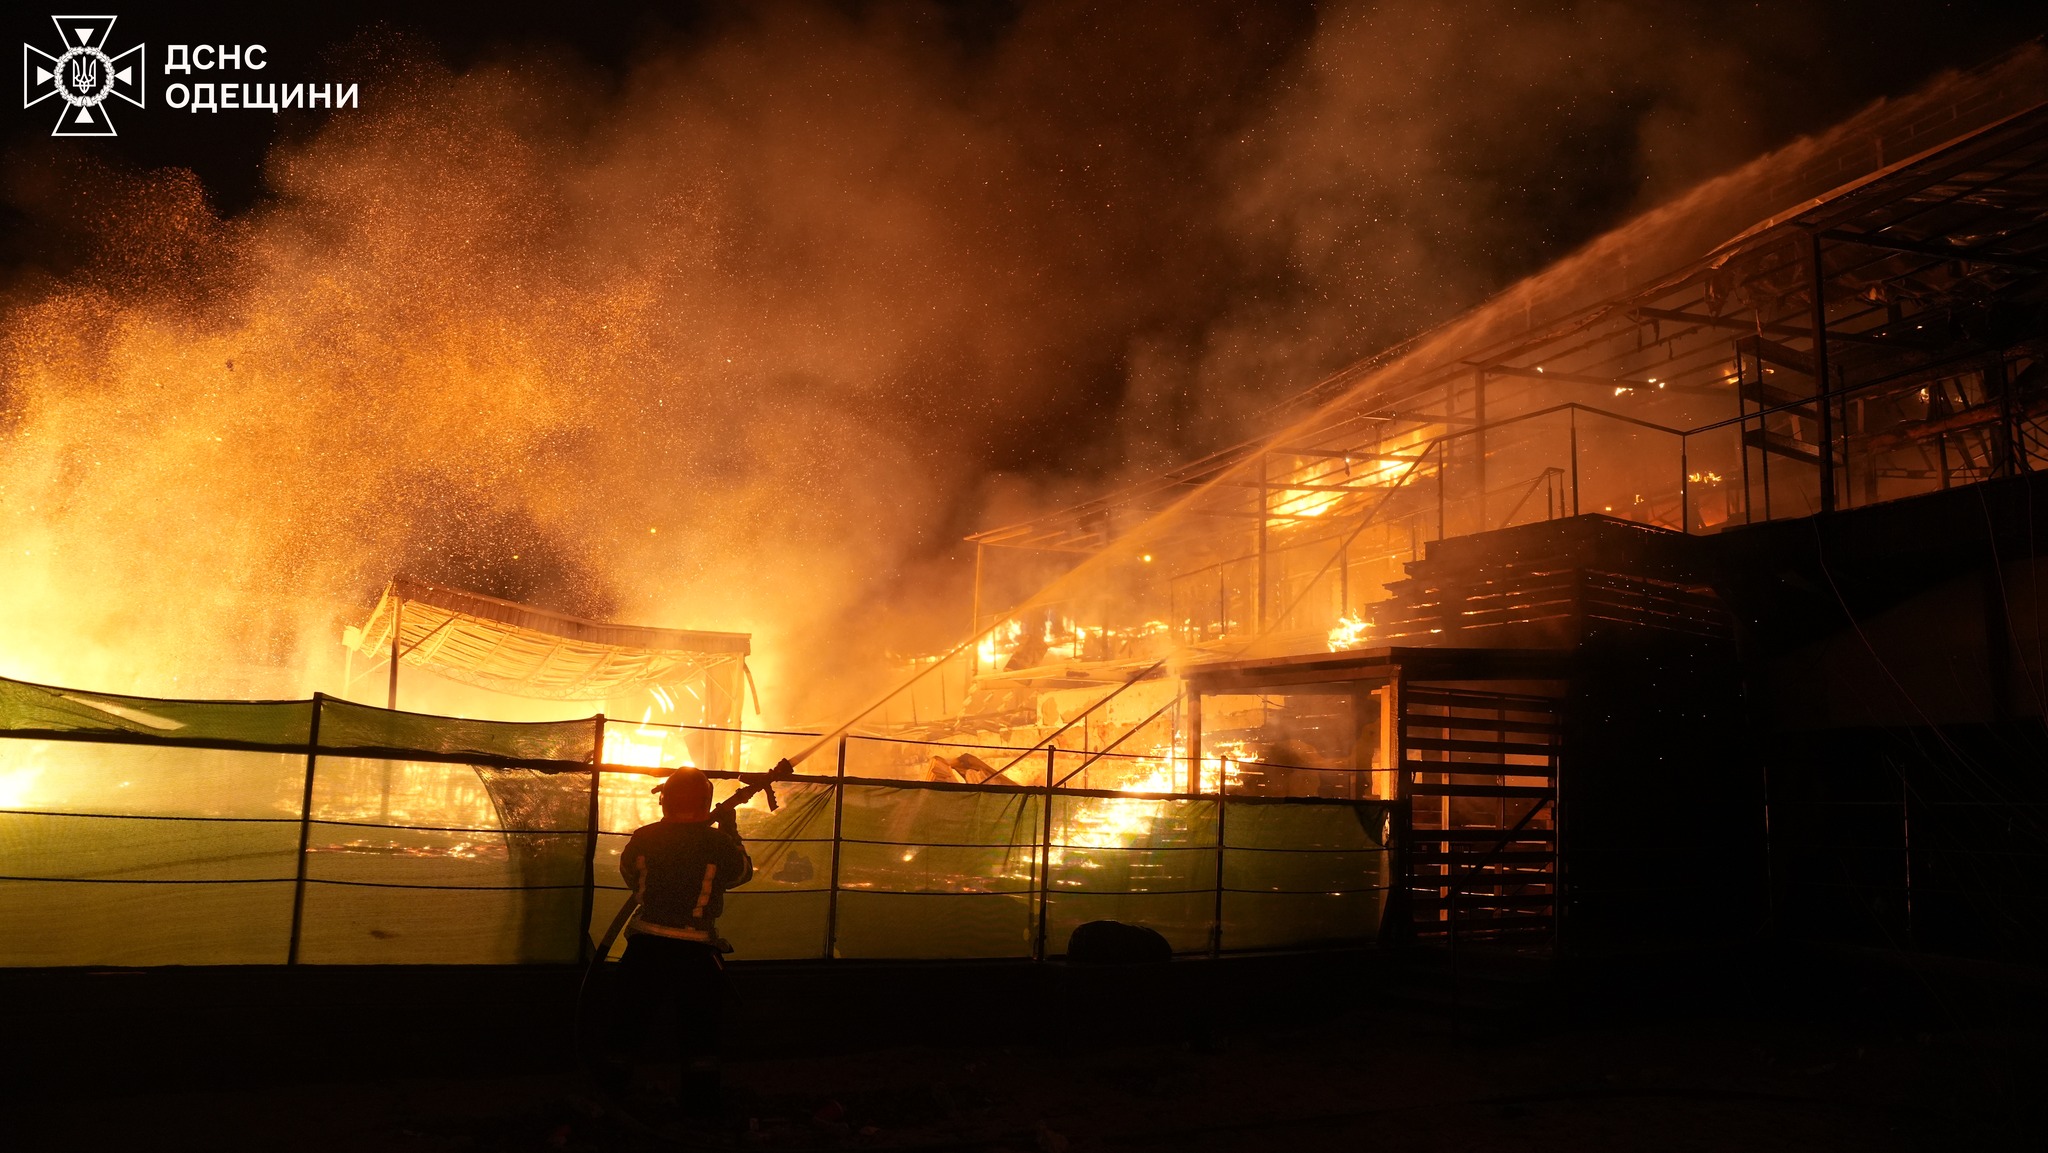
611 765 754 1118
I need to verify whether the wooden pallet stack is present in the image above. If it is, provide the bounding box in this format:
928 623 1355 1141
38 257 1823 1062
1402 685 1563 945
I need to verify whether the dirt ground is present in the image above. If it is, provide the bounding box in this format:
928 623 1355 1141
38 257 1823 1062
12 964 2044 1153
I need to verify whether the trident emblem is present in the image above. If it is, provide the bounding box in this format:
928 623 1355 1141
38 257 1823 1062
23 15 146 137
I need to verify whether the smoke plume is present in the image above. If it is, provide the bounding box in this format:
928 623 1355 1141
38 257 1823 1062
0 0 2008 717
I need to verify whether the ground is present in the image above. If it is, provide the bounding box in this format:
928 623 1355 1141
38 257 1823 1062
9 948 2044 1151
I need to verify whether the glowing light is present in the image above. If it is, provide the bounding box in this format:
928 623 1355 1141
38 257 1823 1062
0 763 43 807
1328 616 1372 651
601 689 693 769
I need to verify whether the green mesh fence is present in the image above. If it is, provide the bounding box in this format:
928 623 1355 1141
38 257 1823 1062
317 699 594 767
0 675 1394 966
1221 797 1391 951
0 739 303 965
1045 793 1218 954
0 675 314 750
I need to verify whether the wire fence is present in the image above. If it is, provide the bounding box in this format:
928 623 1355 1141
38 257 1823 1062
0 680 1392 966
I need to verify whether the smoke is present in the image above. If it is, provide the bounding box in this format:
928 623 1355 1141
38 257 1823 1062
1166 0 1816 440
0 0 2007 716
0 3 1296 714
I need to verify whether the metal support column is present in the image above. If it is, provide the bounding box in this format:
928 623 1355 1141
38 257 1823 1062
968 542 984 675
1737 345 1754 523
1034 745 1056 962
1474 369 1488 531
287 694 324 964
1384 674 1413 943
1209 763 1229 958
824 736 847 960
1254 453 1269 631
1810 231 1837 514
1568 410 1581 517
578 714 605 961
1216 567 1227 640
1436 441 1447 539
386 597 403 710
1991 358 2020 475
1680 436 1691 533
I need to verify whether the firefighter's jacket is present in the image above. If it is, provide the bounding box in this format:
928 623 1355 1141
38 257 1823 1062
619 818 754 943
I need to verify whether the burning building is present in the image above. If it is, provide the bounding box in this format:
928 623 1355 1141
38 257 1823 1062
6 46 2048 967
892 46 2048 957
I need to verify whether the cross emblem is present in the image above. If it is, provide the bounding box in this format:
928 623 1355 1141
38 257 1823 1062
24 15 144 137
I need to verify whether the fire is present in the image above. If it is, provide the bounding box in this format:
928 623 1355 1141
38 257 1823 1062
1328 615 1373 650
1114 758 1178 795
601 688 695 769
602 720 667 769
1051 799 1156 863
1266 446 1425 522
1044 746 1251 870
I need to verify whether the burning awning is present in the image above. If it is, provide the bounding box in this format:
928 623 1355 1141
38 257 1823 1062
342 576 750 702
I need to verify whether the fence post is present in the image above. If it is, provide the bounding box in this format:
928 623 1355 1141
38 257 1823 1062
578 714 605 962
286 693 324 965
1209 760 1229 958
824 735 847 960
1034 745 1055 962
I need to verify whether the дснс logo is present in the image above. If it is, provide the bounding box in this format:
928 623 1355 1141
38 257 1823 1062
23 15 144 136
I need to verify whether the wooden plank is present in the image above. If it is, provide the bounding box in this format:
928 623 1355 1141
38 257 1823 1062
1403 783 1555 799
1408 894 1557 909
1384 607 1576 631
1409 891 1557 904
1401 736 1561 758
1408 831 1556 844
1398 687 1562 708
1398 716 1562 737
1408 849 1558 865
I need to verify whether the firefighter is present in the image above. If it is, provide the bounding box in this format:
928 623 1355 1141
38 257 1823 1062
611 765 754 1118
